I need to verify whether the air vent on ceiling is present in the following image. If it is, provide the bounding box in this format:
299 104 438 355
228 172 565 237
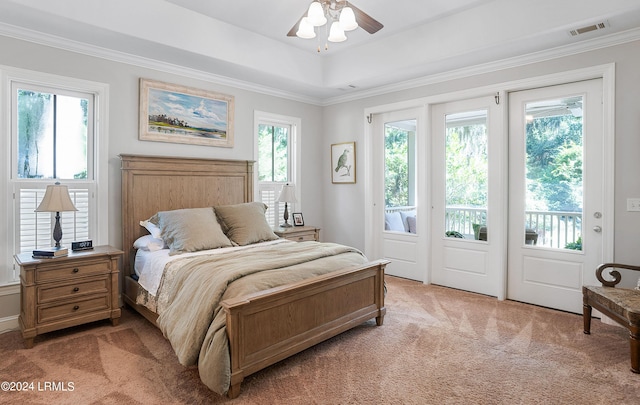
568 20 609 37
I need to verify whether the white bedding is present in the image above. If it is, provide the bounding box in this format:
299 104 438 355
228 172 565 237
135 239 291 297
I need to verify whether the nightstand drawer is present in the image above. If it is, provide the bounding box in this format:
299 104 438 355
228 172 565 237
35 261 110 283
38 295 110 324
38 277 109 304
289 234 317 242
273 226 320 242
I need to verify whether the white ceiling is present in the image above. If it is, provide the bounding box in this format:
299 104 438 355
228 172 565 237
1 0 640 103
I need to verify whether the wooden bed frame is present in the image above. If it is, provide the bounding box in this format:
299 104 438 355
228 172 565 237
119 154 388 398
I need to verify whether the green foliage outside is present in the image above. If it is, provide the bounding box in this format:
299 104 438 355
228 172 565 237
446 124 488 207
384 127 409 207
565 236 582 250
258 124 288 182
526 116 583 212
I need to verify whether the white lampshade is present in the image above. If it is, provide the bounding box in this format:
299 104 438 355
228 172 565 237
307 2 327 26
35 182 78 213
328 21 347 42
296 17 316 39
277 184 298 203
339 6 358 31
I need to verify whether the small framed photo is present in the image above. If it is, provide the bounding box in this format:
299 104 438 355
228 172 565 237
292 212 305 226
331 141 356 184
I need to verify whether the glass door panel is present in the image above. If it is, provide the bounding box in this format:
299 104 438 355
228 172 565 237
524 96 583 250
384 120 417 234
444 110 488 241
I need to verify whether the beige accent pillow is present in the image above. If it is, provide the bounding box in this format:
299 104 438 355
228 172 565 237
155 207 232 255
214 202 279 246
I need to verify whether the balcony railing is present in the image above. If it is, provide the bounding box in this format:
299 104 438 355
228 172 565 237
445 206 582 248
385 205 582 249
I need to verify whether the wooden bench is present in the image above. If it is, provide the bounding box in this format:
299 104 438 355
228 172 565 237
583 263 640 373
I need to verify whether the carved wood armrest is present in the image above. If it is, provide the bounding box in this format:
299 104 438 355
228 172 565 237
596 263 640 287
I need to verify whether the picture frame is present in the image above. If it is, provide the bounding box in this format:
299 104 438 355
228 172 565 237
292 212 305 226
139 78 234 147
331 141 356 184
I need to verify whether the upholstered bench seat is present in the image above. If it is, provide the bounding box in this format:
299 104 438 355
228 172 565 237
583 263 640 374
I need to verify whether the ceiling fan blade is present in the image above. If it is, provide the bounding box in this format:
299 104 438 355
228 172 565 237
348 2 383 34
287 12 306 37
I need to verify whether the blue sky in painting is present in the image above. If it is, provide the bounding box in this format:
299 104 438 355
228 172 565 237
148 88 227 131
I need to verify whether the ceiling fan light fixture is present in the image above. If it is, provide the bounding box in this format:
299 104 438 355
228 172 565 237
296 17 316 39
307 2 327 26
328 21 347 42
339 6 358 31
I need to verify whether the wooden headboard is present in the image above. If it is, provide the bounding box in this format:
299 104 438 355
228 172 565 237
120 154 254 276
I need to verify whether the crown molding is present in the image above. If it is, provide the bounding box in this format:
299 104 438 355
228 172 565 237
0 22 324 105
1 22 639 107
323 27 640 106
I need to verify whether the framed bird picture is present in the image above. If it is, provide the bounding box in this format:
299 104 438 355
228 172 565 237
331 141 356 184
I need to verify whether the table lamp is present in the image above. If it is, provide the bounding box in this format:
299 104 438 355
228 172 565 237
35 182 78 248
276 183 297 227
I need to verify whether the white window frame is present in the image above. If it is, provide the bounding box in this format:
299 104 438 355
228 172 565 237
1 66 109 286
254 110 301 228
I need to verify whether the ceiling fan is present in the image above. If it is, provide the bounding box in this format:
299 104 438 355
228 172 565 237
287 0 383 49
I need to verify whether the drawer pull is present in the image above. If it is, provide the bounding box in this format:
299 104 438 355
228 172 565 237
73 287 80 292
72 268 80 273
297 237 304 241
73 305 80 311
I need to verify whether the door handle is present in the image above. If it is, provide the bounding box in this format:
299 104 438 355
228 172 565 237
593 226 602 233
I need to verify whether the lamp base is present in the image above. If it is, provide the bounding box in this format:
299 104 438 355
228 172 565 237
280 221 293 228
53 211 63 248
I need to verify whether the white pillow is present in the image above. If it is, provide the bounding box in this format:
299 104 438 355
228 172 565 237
140 219 162 239
384 212 404 232
133 234 165 251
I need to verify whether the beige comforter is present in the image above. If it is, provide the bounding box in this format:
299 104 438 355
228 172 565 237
152 241 366 395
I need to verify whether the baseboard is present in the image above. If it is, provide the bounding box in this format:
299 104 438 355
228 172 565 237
0 315 19 334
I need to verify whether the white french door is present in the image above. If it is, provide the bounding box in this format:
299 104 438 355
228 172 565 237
431 96 506 297
370 108 427 281
507 79 605 313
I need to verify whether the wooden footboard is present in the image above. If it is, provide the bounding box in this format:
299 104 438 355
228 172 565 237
221 259 388 398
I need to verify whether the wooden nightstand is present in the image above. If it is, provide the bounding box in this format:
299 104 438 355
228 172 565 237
273 226 320 242
15 245 123 348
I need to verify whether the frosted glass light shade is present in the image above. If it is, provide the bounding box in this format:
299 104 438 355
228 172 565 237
307 2 327 26
328 21 347 42
296 17 316 39
339 7 358 31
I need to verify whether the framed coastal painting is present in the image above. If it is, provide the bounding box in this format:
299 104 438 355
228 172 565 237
139 78 234 147
331 141 356 184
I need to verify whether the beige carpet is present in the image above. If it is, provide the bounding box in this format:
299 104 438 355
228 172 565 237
1 276 639 404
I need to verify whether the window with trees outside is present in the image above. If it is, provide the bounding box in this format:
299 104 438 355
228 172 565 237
3 71 107 285
255 112 299 228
